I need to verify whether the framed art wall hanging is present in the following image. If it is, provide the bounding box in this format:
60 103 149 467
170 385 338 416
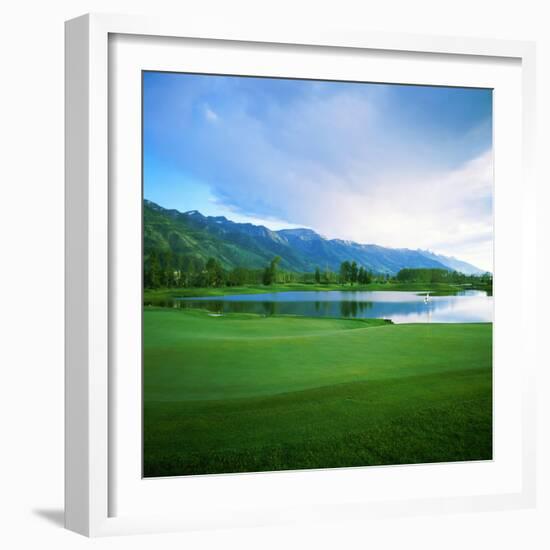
65 13 537 536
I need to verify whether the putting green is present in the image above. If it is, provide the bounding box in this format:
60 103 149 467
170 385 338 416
144 308 492 477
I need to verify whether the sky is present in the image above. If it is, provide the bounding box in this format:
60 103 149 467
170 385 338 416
143 72 493 271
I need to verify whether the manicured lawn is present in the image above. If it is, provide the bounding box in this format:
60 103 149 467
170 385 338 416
143 308 492 477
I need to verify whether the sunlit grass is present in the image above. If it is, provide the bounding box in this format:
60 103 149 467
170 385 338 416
143 309 492 477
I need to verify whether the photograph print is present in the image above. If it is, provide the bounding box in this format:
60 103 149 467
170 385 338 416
142 71 493 478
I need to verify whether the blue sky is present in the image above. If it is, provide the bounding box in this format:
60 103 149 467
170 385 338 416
143 72 493 270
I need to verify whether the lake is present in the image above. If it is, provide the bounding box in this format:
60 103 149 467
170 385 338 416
172 290 493 324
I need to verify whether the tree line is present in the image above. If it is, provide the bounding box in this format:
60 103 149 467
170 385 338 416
395 267 493 286
145 251 329 289
144 251 378 289
144 250 263 289
144 250 490 290
338 260 373 285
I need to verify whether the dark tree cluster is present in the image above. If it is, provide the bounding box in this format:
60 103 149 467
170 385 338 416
339 261 373 285
262 256 281 285
395 268 493 287
144 250 264 289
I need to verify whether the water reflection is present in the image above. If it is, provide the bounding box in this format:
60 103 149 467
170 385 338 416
145 290 492 324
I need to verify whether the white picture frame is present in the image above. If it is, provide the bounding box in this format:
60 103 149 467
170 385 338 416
65 13 537 537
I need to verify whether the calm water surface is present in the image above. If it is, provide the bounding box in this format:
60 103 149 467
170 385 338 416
171 290 492 324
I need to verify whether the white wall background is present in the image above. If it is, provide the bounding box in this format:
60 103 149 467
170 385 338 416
0 1 548 548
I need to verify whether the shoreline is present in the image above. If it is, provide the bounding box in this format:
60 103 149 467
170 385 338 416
144 281 492 302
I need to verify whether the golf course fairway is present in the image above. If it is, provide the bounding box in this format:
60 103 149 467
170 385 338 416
143 308 492 477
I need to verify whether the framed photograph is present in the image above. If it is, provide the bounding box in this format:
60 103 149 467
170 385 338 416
65 13 537 536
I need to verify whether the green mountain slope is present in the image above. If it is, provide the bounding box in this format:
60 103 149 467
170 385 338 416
145 202 273 269
144 200 483 275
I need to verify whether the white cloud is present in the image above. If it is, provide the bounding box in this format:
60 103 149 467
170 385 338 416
181 86 493 270
204 104 219 122
213 146 493 271
286 150 494 271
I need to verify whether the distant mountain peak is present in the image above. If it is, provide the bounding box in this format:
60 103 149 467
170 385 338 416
278 227 320 240
144 199 485 275
210 215 228 222
417 249 486 275
185 210 204 217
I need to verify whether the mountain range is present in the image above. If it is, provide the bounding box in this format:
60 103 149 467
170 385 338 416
144 199 485 275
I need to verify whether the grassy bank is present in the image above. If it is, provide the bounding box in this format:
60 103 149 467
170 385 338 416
143 308 492 477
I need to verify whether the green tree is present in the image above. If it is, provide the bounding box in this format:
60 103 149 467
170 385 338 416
263 256 281 285
205 257 225 287
350 261 358 285
147 250 161 288
339 261 351 285
314 267 321 284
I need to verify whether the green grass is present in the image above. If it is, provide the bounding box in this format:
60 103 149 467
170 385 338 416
143 308 492 477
